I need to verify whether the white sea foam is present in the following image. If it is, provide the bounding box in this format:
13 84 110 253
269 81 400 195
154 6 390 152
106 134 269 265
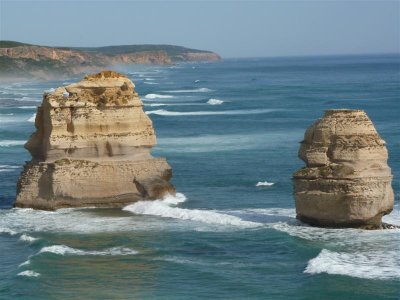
39 245 138 256
0 113 14 116
194 80 200 83
163 88 212 93
145 78 155 81
0 165 21 172
18 260 31 267
28 113 36 122
0 227 18 235
145 93 174 99
123 193 259 228
19 234 38 243
146 108 276 116
0 140 25 147
157 131 302 153
19 96 41 102
305 249 400 280
207 98 224 105
17 270 40 277
143 82 158 85
146 103 168 107
18 106 37 109
256 181 275 187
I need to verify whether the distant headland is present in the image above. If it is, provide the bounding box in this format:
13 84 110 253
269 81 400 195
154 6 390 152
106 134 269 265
0 40 221 81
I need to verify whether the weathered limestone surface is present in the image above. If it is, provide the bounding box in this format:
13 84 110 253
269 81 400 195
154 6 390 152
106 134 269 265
293 109 394 229
15 71 174 210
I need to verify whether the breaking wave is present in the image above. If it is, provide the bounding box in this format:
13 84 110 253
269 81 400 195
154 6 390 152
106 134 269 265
145 94 173 99
17 106 37 109
256 181 275 187
19 234 38 243
163 88 212 93
0 140 25 147
17 270 40 277
123 193 260 228
146 108 277 116
0 165 21 173
39 245 138 256
28 113 36 122
305 249 400 280
207 99 224 105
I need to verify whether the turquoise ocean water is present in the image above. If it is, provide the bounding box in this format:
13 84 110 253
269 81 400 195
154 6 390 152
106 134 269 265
0 55 399 299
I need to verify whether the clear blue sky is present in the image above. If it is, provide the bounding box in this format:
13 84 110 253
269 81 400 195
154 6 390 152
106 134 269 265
0 0 398 58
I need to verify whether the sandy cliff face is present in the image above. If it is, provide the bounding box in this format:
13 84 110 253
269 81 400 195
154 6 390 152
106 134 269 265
293 109 394 229
15 71 174 210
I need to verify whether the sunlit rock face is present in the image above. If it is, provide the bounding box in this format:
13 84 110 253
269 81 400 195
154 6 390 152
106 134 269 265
293 109 394 229
15 71 174 210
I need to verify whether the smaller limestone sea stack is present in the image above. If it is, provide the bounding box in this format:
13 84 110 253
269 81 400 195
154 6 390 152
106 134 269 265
15 71 174 210
293 109 394 229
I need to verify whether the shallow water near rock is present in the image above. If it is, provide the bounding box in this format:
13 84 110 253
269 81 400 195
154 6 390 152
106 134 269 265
0 55 399 299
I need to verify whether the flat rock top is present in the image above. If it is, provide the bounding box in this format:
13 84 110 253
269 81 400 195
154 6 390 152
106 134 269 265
44 70 142 107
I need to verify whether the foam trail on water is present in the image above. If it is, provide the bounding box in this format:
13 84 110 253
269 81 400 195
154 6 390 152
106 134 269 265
207 99 224 105
123 193 260 227
145 94 173 99
0 165 21 173
305 249 400 280
256 181 274 187
0 140 25 147
146 109 277 116
39 245 138 256
163 88 212 93
18 106 37 109
28 113 36 122
144 82 158 85
17 270 40 277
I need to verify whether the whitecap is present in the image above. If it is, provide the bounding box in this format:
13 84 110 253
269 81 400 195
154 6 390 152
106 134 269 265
0 140 25 147
194 80 200 83
39 245 138 256
146 103 168 107
19 96 41 102
256 181 275 187
145 94 173 99
123 193 259 228
17 270 40 277
207 99 224 105
0 165 21 173
18 260 31 267
18 106 37 109
0 113 14 116
0 227 18 235
143 82 158 85
146 108 277 116
162 88 212 93
305 249 400 280
19 234 38 243
28 113 36 122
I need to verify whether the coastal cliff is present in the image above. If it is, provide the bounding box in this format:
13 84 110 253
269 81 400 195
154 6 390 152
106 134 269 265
293 109 394 229
0 41 221 80
15 71 174 210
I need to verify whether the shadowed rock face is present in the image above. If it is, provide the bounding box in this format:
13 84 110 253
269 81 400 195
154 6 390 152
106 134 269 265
15 71 175 210
293 109 394 229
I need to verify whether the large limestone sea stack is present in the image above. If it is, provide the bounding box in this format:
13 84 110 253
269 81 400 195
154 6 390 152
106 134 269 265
15 71 174 210
293 109 394 229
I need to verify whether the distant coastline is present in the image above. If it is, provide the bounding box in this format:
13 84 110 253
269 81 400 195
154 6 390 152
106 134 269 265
0 40 221 81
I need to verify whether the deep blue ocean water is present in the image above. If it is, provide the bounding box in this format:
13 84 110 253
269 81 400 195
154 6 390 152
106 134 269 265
0 55 399 299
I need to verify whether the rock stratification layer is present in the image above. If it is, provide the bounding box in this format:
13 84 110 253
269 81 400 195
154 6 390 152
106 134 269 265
15 71 174 210
293 109 394 229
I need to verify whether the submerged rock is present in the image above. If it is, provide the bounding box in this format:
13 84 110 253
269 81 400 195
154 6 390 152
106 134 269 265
15 71 174 210
293 109 394 229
